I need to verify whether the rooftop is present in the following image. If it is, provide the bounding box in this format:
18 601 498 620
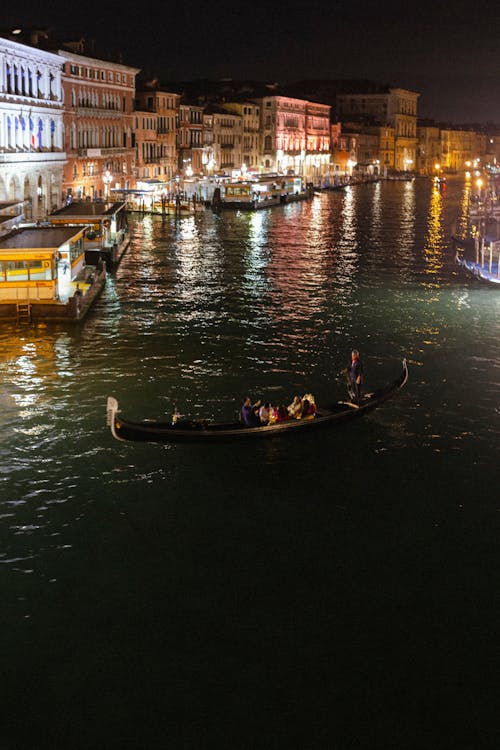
0 226 84 249
50 201 126 220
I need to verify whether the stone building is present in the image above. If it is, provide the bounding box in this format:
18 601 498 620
0 34 66 219
178 103 204 176
135 84 180 187
61 50 139 201
133 110 159 182
337 87 419 172
222 102 260 172
255 95 330 182
207 106 243 176
417 125 441 175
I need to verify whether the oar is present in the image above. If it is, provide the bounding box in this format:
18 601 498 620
339 367 356 402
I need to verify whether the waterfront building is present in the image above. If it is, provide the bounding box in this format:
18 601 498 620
207 105 243 176
133 109 160 182
135 83 180 188
202 112 216 175
337 87 419 172
304 101 331 184
222 102 261 172
257 95 306 174
417 124 441 175
330 124 357 178
178 103 204 177
439 127 479 173
0 34 66 220
254 95 330 182
60 48 139 201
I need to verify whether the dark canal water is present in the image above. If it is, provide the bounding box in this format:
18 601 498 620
1 178 499 749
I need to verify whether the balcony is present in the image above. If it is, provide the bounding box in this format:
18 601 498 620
78 147 131 157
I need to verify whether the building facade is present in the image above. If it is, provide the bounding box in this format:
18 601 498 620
178 103 204 176
337 87 419 171
60 50 139 201
223 102 260 172
135 85 180 187
210 107 243 175
0 35 66 218
133 110 159 181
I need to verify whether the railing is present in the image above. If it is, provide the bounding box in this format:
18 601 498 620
0 151 66 163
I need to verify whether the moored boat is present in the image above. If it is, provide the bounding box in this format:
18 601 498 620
106 359 408 443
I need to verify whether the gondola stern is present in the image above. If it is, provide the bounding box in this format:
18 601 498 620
106 396 126 442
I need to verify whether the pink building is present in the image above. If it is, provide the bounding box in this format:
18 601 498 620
256 95 330 183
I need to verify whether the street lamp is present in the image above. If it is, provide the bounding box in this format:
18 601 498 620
103 169 112 200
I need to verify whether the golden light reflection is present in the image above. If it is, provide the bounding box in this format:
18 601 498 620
456 181 471 238
422 184 444 282
400 181 416 250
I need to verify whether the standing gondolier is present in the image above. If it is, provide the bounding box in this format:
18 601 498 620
346 349 364 404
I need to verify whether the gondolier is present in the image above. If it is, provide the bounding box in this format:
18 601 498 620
346 349 363 403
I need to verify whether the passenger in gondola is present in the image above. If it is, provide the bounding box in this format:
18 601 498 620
302 393 317 416
259 402 270 425
241 396 262 427
275 405 289 423
287 395 303 419
346 349 364 404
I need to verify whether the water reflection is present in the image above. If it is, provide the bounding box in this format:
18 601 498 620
422 184 445 283
400 180 416 252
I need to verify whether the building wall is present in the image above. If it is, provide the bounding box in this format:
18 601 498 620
133 111 159 180
337 87 419 171
178 104 204 176
223 102 260 171
136 88 179 186
212 111 243 174
0 36 66 218
61 51 139 200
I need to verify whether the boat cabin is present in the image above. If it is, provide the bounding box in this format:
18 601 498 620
49 200 128 251
0 226 87 303
222 175 304 207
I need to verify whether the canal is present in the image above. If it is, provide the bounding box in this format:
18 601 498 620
2 177 499 748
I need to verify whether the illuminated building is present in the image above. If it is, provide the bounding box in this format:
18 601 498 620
205 105 243 176
337 87 419 172
330 124 357 177
135 83 180 186
0 33 66 220
439 127 478 172
178 103 204 176
253 95 330 183
133 109 160 181
417 125 441 175
61 47 139 201
222 102 260 172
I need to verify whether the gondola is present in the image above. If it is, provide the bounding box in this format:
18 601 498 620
106 359 408 444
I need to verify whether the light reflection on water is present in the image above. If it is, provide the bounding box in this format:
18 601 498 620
0 177 499 575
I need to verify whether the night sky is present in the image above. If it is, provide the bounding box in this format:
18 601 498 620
4 0 500 124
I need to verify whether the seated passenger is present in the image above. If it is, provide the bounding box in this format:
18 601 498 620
241 396 261 427
275 405 289 423
268 404 278 425
287 395 303 419
302 393 317 415
259 402 270 425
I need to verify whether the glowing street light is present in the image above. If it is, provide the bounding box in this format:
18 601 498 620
103 169 112 199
